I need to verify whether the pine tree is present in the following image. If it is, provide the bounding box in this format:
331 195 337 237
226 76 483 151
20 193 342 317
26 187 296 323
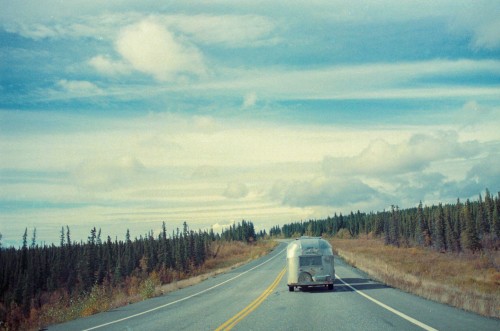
433 204 446 251
113 250 123 286
476 195 489 237
484 189 495 235
124 229 134 275
383 210 390 245
463 199 482 252
159 222 169 267
444 206 459 252
493 203 500 239
30 228 37 249
66 225 72 247
65 225 75 293
390 206 401 247
87 227 97 287
416 201 426 246
454 199 462 252
60 227 65 247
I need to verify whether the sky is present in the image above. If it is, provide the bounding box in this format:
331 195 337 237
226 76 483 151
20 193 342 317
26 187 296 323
1 0 500 247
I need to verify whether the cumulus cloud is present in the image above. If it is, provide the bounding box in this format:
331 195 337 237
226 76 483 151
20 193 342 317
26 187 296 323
323 132 481 177
455 100 500 130
452 152 500 197
211 221 235 234
89 55 130 76
223 182 249 199
115 18 205 81
269 130 496 210
271 177 379 208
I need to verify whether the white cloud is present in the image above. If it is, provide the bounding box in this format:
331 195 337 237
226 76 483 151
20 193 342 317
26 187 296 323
454 100 500 131
193 116 219 134
267 131 497 210
199 59 500 101
89 55 130 76
72 156 145 190
168 14 277 47
2 108 499 244
470 19 500 50
55 79 103 97
322 132 481 178
3 1 499 52
444 2 500 50
115 18 205 81
2 11 277 47
243 92 257 108
272 176 379 208
211 221 234 234
223 182 249 199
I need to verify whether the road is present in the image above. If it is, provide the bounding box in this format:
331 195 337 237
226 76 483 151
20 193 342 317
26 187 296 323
49 242 499 331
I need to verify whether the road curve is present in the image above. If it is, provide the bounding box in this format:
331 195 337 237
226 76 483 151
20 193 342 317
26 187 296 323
49 242 499 331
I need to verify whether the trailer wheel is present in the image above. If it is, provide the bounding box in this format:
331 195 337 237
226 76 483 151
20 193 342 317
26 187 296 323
328 284 334 291
288 286 294 292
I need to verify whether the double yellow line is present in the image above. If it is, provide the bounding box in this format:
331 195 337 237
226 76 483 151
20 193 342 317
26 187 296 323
215 266 287 331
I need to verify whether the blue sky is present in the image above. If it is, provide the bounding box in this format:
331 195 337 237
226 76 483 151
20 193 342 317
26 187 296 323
1 0 500 246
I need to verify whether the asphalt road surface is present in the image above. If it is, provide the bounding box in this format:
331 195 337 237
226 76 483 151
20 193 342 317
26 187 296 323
49 242 499 331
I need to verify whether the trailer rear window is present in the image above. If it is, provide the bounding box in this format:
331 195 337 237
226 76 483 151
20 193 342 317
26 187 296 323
299 256 322 266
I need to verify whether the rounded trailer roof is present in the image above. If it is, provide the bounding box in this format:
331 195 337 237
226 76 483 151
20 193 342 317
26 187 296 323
286 236 333 258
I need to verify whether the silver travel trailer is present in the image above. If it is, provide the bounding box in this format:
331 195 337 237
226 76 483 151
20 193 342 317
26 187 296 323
287 237 335 291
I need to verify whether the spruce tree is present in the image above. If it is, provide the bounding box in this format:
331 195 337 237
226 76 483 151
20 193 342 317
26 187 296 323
493 205 500 239
463 199 482 252
416 201 426 246
388 206 400 247
433 204 446 251
476 195 489 237
383 211 390 245
484 189 495 234
454 199 462 252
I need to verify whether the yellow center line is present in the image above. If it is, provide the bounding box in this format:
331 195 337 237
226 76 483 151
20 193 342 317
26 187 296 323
215 266 287 331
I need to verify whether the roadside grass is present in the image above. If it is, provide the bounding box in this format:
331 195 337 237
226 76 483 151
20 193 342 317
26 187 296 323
330 236 500 318
159 240 278 295
19 240 278 331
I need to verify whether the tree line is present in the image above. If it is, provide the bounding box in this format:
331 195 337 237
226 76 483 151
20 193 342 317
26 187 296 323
0 220 258 327
270 189 500 252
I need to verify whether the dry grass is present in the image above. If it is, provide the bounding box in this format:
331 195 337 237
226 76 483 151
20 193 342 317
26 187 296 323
330 236 500 318
159 240 278 295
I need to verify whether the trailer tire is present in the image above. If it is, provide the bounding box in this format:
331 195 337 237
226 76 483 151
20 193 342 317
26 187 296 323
328 284 334 291
288 286 294 292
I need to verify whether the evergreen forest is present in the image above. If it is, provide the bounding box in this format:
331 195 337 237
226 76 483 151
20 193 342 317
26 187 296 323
269 189 500 253
0 220 258 329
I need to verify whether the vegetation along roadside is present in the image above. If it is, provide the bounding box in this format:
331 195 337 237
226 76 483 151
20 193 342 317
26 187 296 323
0 220 276 331
269 189 500 318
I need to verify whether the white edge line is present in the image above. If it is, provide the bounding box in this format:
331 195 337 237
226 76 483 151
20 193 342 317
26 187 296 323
335 275 438 331
82 246 287 331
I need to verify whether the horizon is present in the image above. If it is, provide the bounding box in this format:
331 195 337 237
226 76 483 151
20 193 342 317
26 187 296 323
1 1 500 247
2 190 496 249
